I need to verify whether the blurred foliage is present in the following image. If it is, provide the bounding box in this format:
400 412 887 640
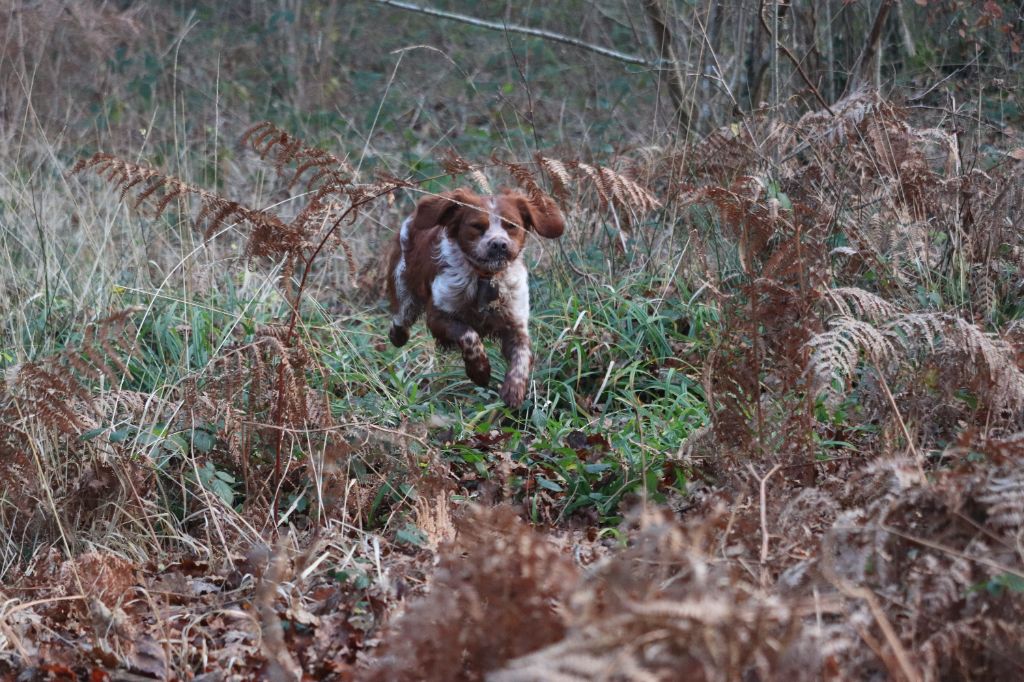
4 0 1019 170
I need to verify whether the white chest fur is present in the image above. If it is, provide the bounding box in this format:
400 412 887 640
432 236 529 324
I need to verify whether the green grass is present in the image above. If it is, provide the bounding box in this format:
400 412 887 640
65 247 709 529
0 184 710 539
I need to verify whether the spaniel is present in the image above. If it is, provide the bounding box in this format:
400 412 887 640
386 188 565 407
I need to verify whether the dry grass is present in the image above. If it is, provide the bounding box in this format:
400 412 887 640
2 2 1024 681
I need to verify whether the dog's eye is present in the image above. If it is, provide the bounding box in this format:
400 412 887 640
470 222 487 233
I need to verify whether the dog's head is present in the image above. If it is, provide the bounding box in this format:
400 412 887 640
410 187 564 274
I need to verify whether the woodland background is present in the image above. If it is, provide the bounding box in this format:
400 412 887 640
2 1 1024 680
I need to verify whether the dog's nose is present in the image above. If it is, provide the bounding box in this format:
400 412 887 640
487 241 509 259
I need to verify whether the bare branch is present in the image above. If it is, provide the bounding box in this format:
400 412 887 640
367 0 656 68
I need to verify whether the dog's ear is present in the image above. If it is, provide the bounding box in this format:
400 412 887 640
510 191 565 239
410 188 478 232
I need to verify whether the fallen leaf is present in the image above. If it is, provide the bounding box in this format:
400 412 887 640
128 636 168 679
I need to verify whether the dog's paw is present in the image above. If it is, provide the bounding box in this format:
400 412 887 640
499 377 527 409
389 324 410 347
464 355 491 388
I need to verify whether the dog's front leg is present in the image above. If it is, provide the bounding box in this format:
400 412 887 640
426 309 491 388
499 327 532 408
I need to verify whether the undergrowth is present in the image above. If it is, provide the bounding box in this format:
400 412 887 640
2 2 1024 681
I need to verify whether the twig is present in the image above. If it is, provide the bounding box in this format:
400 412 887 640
748 463 782 578
880 524 1024 581
503 26 541 151
870 361 926 479
367 0 656 68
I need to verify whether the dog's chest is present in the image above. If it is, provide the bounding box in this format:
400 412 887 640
431 253 529 327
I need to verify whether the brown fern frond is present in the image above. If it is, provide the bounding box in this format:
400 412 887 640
977 467 1024 531
255 330 309 428
891 314 1024 404
688 123 762 180
536 155 572 203
339 238 357 287
366 505 577 681
199 200 243 240
493 155 548 209
373 170 416 191
574 161 610 208
490 155 663 222
807 316 898 401
466 169 491 195
920 618 1024 681
101 309 137 365
82 324 119 385
439 149 491 194
493 509 808 681
600 166 629 210
810 312 1024 412
241 121 354 194
0 308 143 444
75 153 290 261
132 175 168 210
608 165 660 214
6 362 90 435
794 88 895 149
823 287 900 322
971 265 998 324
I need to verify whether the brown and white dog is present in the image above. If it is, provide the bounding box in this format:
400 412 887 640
386 188 565 407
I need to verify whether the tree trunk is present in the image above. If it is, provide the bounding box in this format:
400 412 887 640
643 0 691 136
849 0 895 93
743 2 771 111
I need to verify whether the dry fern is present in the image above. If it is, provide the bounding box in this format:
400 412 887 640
74 154 273 233
572 160 661 218
1 309 140 438
536 155 572 203
240 120 354 194
822 287 900 323
891 313 1024 411
439 148 492 194
487 154 660 228
365 505 577 681
71 125 403 520
494 509 820 681
74 124 397 296
808 316 898 402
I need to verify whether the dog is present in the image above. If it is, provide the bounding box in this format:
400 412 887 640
386 187 565 407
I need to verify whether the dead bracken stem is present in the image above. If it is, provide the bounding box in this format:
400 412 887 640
270 187 396 528
822 529 922 682
750 463 782 586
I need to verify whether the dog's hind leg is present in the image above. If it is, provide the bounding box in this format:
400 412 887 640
387 219 422 347
388 273 421 347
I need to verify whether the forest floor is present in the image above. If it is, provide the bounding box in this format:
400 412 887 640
3 2 1024 681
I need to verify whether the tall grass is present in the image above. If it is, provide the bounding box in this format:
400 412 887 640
3 1 1024 680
